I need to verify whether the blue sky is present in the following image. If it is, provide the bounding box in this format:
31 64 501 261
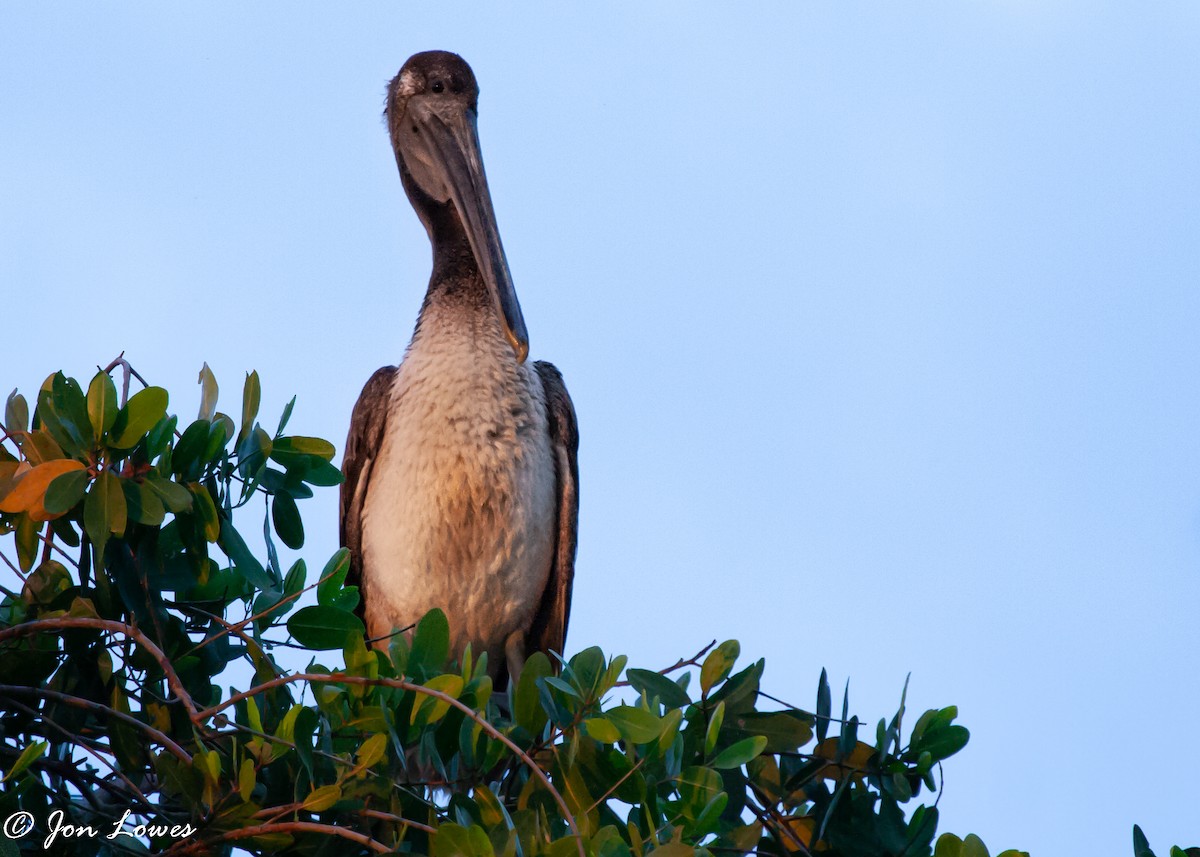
2 3 1199 853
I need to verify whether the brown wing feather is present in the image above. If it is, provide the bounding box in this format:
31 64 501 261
526 361 579 661
340 366 398 622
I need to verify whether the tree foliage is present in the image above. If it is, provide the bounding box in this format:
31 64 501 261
0 357 1075 856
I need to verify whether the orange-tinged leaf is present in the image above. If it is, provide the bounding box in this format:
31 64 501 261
813 738 876 782
0 459 86 519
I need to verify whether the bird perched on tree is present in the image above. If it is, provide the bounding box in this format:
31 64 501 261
340 51 578 688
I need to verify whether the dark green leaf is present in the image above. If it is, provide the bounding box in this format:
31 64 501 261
1133 825 1155 857
816 667 832 743
411 608 450 674
145 474 193 513
123 479 165 526
271 491 304 549
299 458 343 486
288 605 365 650
275 395 296 437
44 469 89 515
84 471 126 555
316 547 351 605
514 651 552 735
627 668 692 709
218 514 276 591
726 711 813 754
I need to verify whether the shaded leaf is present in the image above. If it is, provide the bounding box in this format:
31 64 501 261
287 605 364 649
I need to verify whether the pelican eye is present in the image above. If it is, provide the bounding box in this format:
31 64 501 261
431 80 444 94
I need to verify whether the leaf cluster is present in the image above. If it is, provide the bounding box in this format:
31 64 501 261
0 362 1027 857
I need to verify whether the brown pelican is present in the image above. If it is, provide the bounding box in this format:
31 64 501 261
340 51 578 687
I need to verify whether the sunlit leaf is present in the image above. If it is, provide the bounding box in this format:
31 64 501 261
699 639 739 695
86 371 118 437
709 735 767 769
109 386 169 448
197 363 218 422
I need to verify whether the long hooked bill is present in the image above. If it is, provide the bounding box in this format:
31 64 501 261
410 100 530 363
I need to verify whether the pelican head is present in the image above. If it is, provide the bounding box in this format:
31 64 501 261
386 51 529 363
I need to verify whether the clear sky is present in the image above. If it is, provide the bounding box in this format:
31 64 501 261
3 4 1199 853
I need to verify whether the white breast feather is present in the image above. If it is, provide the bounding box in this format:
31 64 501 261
359 302 556 668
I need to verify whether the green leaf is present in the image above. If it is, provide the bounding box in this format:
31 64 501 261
197 363 218 422
191 483 221 543
237 758 255 802
239 371 261 446
935 834 964 857
272 435 336 463
299 459 343 486
727 711 813 754
51 373 92 451
84 471 126 555
301 783 342 812
607 705 664 744
316 547 351 605
962 834 990 857
816 667 832 742
411 674 465 726
109 386 169 448
709 735 767 769
287 604 364 649
411 608 451 674
15 515 38 572
355 731 389 768
44 469 89 515
2 740 47 782
4 389 29 433
275 395 296 437
218 514 275 591
705 701 725 756
582 717 622 743
700 639 740 695
123 479 165 526
627 667 692 709
271 491 304 549
284 558 307 595
514 651 552 735
1133 826 1155 857
87 372 118 437
144 475 193 514
917 724 970 761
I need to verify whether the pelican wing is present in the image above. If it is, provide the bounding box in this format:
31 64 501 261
340 366 398 621
526 361 579 661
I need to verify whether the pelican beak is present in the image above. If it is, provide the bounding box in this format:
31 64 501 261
406 99 529 363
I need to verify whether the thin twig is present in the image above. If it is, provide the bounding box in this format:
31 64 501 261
0 547 28 582
358 808 438 835
161 820 392 855
33 528 81 568
613 640 717 689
